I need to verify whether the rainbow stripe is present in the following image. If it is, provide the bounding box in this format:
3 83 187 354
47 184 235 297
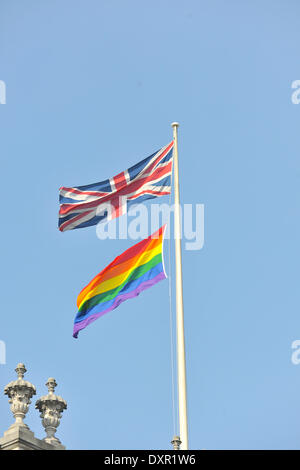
73 226 167 337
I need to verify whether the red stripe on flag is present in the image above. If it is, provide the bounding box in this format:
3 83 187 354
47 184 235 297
113 171 127 190
60 187 108 198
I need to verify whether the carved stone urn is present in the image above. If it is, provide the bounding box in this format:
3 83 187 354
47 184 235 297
4 363 36 430
35 378 67 446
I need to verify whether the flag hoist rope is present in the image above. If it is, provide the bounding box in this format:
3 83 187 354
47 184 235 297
168 158 177 439
172 122 189 450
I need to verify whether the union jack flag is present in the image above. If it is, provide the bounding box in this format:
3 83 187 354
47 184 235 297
58 141 174 232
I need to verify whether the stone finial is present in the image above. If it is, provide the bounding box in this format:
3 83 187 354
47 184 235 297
35 378 67 446
46 378 57 394
15 363 26 379
171 435 181 450
4 363 36 430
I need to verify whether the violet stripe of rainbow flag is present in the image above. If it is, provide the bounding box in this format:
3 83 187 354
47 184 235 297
73 225 167 338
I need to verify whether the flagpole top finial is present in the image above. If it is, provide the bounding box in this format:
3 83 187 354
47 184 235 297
171 122 179 128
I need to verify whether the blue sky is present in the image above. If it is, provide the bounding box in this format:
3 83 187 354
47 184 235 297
1 0 300 450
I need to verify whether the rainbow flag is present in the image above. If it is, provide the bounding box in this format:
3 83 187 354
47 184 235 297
73 226 167 338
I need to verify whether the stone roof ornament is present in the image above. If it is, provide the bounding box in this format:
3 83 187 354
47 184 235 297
35 377 67 446
171 435 181 450
4 363 36 430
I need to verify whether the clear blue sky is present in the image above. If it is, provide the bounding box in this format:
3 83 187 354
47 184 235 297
1 0 300 450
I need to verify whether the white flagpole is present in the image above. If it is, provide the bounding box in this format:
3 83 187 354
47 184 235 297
171 122 189 450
